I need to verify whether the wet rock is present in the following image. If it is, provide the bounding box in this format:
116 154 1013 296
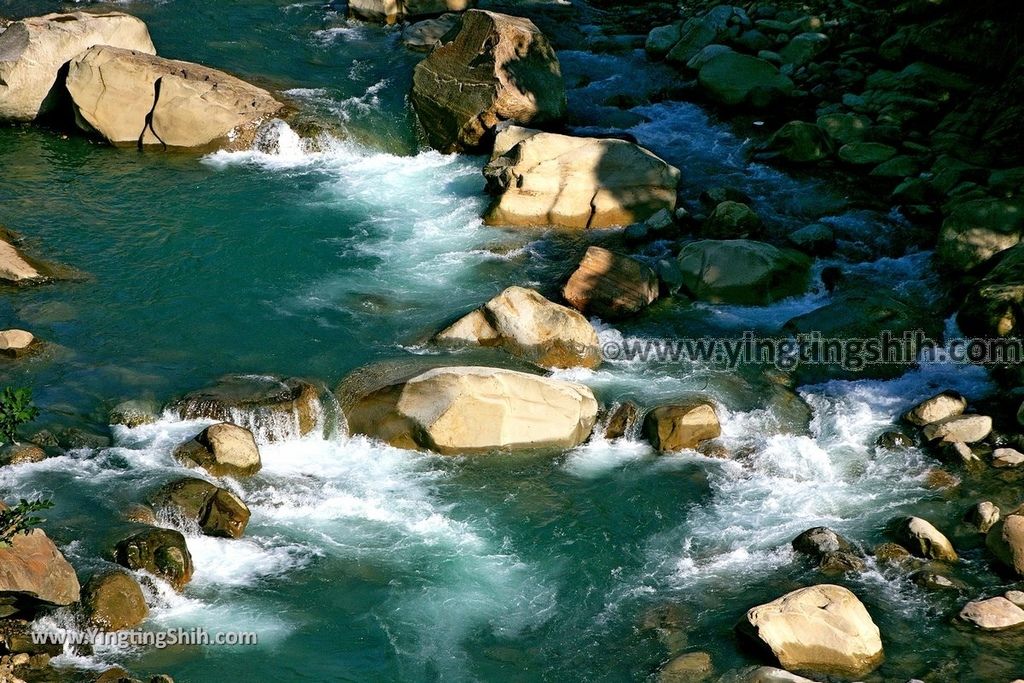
993 447 1024 468
0 443 45 467
410 10 565 152
818 551 866 574
81 570 148 631
837 142 898 166
903 391 967 426
67 46 285 150
109 399 159 428
659 651 713 682
697 52 794 107
483 127 680 229
958 241 1024 343
114 528 194 591
924 467 961 490
172 375 323 442
875 430 913 449
677 240 810 305
151 477 250 539
816 112 870 145
0 231 44 285
342 366 597 454
738 584 883 677
603 401 640 440
665 5 741 65
921 415 992 444
60 427 111 449
965 501 1000 534
123 504 157 526
764 121 833 163
874 542 913 566
786 223 835 256
702 201 763 238
174 422 261 478
562 246 659 318
643 402 721 453
779 32 829 67
959 596 1024 631
402 14 461 51
0 11 154 122
435 287 600 369
699 187 751 209
646 22 684 58
909 570 963 591
933 440 983 470
0 330 37 359
937 198 1024 274
350 0 472 24
792 527 855 559
895 516 958 562
986 511 1024 577
0 529 80 613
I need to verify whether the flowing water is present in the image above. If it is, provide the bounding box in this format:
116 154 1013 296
1 1 1020 681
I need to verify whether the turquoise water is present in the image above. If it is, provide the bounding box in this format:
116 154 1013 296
1 1 1021 681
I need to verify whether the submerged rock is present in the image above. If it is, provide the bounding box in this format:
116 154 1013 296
109 399 159 428
895 516 958 562
0 443 46 467
174 423 261 477
643 402 721 453
434 286 600 369
410 10 565 152
483 127 680 229
114 528 193 591
341 366 597 454
0 11 155 122
738 584 883 677
151 477 250 539
172 375 323 442
658 651 713 682
677 240 810 305
562 246 659 318
81 570 148 631
0 529 80 614
66 46 285 150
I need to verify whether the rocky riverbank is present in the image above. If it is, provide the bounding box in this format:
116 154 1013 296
1 0 1024 681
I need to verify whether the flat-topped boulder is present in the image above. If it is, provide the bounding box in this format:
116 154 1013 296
171 375 323 442
738 584 883 677
483 127 680 229
350 0 474 24
434 286 600 369
562 246 659 318
0 11 155 121
960 597 1024 631
677 240 810 305
151 477 250 539
0 529 80 614
66 45 285 150
173 422 261 477
411 10 565 152
921 414 992 444
903 391 967 426
342 365 597 454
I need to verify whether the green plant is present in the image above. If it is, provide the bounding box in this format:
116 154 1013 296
0 498 54 546
0 387 39 446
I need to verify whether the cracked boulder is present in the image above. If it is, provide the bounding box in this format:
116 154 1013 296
483 127 680 229
410 10 565 153
65 45 285 150
0 11 155 122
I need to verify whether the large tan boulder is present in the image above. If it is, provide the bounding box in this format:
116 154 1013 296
434 286 600 368
483 127 680 229
894 516 958 562
987 511 1024 577
959 597 1024 631
114 528 193 591
172 375 323 442
921 414 992 444
173 423 261 478
350 0 475 24
150 477 250 539
677 240 810 305
343 366 597 454
643 402 721 452
903 391 967 426
0 529 81 611
739 585 883 677
66 45 285 150
410 11 565 152
81 570 148 631
0 11 155 121
562 246 659 318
